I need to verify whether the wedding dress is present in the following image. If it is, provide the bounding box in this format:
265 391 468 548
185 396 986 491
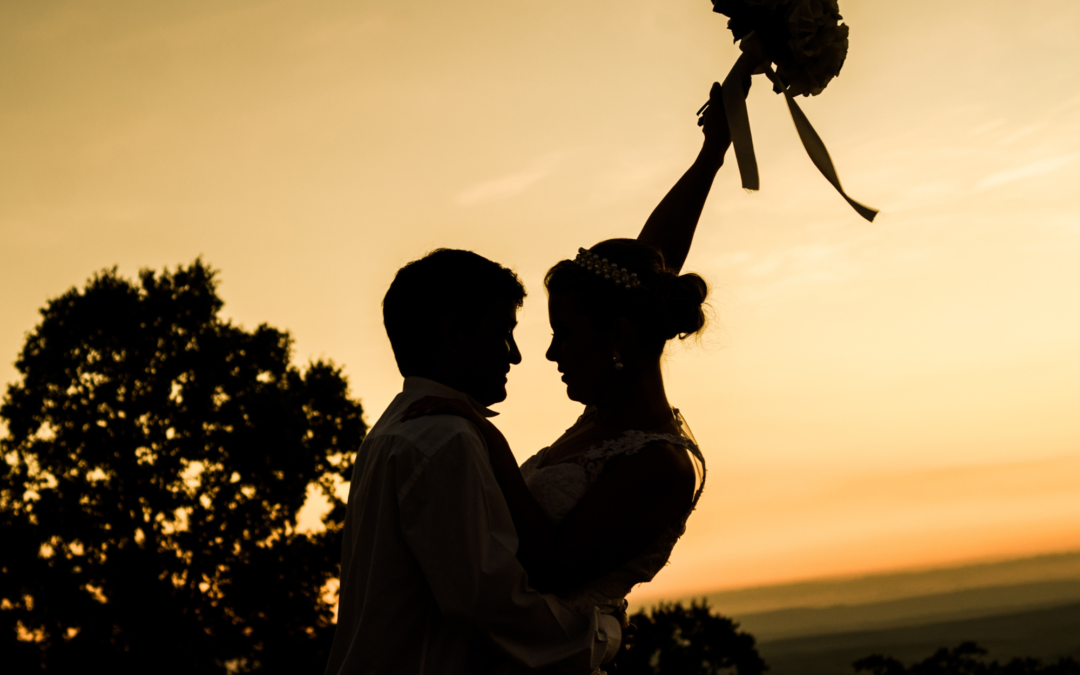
518 409 706 616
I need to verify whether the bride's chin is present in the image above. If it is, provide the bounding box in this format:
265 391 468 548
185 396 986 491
564 386 592 406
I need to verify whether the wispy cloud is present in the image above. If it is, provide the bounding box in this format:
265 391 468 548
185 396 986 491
994 122 1048 146
976 153 1080 189
588 146 682 203
706 241 873 310
969 119 1006 135
455 152 565 206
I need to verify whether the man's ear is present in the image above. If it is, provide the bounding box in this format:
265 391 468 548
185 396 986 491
439 314 476 359
438 314 459 356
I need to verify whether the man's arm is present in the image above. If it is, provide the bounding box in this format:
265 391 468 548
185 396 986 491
396 424 620 670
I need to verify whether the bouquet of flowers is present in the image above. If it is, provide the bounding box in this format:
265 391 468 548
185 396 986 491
706 0 876 221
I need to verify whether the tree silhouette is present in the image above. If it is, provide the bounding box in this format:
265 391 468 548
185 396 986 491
854 642 1080 675
0 261 365 674
614 599 768 675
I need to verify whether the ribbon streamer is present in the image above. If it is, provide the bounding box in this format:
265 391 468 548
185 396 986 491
717 36 878 222
721 50 763 191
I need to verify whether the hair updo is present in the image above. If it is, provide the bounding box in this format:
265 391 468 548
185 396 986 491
544 238 708 356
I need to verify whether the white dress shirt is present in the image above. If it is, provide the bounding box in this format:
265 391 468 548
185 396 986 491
324 377 620 675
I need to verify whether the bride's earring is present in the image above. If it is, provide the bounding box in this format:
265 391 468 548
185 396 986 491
613 351 624 371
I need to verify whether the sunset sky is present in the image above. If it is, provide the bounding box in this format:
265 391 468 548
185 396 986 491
2 0 1078 601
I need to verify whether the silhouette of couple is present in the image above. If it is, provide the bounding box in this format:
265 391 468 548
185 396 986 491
325 82 743 675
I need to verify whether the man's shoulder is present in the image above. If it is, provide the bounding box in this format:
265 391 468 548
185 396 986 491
365 415 488 503
368 414 484 460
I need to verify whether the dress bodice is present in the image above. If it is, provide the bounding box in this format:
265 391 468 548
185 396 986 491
518 409 706 615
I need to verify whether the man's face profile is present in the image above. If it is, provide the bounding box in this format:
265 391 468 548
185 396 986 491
447 301 521 406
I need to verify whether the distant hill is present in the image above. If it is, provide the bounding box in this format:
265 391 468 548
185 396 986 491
737 579 1080 641
627 550 1080 675
630 549 1080 616
757 601 1080 675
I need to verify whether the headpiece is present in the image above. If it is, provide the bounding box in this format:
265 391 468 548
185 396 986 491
572 248 641 289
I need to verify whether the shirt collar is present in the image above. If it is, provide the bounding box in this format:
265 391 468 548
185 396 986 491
402 377 499 418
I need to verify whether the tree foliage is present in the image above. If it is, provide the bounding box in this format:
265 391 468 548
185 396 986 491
0 261 365 673
854 642 1080 675
615 599 768 675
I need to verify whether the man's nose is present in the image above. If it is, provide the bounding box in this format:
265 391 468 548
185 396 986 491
508 336 522 365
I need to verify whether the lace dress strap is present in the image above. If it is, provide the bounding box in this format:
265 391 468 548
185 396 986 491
577 430 691 480
576 409 707 512
580 430 692 461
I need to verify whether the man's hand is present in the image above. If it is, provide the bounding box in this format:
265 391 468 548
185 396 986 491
603 609 637 671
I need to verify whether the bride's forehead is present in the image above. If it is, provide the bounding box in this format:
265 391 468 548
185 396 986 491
547 292 586 318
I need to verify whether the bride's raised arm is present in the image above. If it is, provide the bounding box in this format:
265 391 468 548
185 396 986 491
637 80 746 274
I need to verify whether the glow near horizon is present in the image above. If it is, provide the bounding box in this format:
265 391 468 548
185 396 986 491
1 0 1078 599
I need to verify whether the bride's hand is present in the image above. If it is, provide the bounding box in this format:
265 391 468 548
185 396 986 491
400 396 483 426
697 77 751 167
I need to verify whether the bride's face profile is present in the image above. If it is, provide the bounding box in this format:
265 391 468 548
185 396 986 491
545 292 616 405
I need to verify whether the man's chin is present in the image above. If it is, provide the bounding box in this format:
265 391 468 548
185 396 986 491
476 384 508 407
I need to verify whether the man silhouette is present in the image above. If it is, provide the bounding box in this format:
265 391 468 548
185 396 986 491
324 249 621 674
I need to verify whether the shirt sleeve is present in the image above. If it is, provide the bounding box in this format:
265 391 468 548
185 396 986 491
396 425 620 671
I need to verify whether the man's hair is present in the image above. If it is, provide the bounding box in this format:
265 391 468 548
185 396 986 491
383 249 526 377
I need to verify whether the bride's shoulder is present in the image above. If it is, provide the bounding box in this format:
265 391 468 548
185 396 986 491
598 437 696 508
643 438 696 475
616 435 695 472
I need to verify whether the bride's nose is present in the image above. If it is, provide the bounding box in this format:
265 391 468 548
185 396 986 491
545 336 558 363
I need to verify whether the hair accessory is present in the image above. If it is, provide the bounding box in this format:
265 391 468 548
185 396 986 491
572 248 641 289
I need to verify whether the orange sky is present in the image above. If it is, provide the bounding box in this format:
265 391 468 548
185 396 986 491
2 0 1079 597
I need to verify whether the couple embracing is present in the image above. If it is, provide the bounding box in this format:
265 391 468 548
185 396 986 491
324 82 743 675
